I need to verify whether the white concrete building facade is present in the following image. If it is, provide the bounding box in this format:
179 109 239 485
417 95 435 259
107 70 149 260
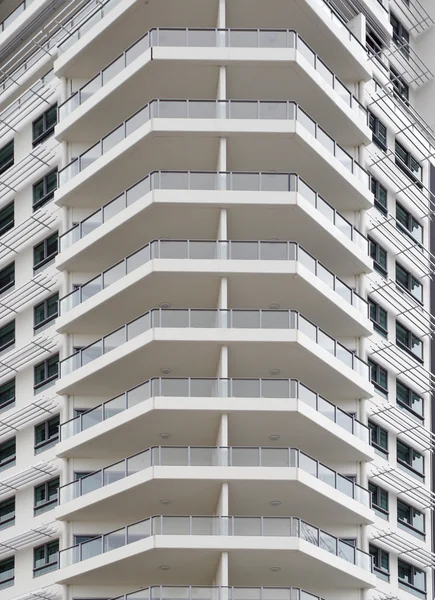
0 1 434 600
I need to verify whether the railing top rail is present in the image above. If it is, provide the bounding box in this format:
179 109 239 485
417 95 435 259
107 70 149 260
57 99 368 181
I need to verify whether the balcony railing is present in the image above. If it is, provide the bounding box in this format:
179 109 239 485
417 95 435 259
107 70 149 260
58 171 368 252
106 586 325 600
58 28 367 122
58 445 371 506
59 377 369 443
59 309 370 378
59 514 373 571
0 0 36 33
58 101 370 187
58 240 368 316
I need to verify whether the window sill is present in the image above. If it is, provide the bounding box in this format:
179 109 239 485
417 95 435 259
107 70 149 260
0 399 15 414
33 192 55 213
33 562 58 578
33 255 56 274
0 578 13 590
373 264 388 278
0 517 14 530
398 581 426 599
373 506 389 520
34 437 59 455
34 500 58 516
395 282 423 306
0 458 15 472
34 375 58 395
0 221 14 238
374 201 387 215
397 520 425 541
34 315 58 333
373 383 388 399
396 341 423 364
0 282 14 297
397 401 424 422
374 567 390 582
397 460 425 482
32 127 55 148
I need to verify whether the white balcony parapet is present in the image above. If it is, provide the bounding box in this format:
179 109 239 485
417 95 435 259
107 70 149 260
0 333 58 383
59 171 368 253
0 270 57 323
371 527 435 567
58 28 367 123
59 309 370 378
58 514 373 571
59 239 368 316
58 445 371 506
58 101 369 188
370 464 435 509
0 70 57 141
0 0 37 34
59 377 369 443
0 396 59 442
0 206 59 269
95 586 325 600
0 522 58 557
0 142 58 203
369 399 434 451
0 0 118 98
0 461 58 498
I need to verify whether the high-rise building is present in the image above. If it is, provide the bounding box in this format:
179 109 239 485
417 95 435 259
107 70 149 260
0 1 434 600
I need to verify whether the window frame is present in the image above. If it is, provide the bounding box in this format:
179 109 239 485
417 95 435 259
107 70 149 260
0 556 14 589
396 262 423 304
0 202 14 237
371 176 387 214
0 141 13 176
368 358 388 398
32 104 58 147
33 169 58 212
34 477 59 515
368 420 389 455
34 293 59 331
369 299 388 337
34 354 59 392
33 232 58 272
0 496 14 529
395 141 422 183
398 559 426 597
0 437 15 471
397 440 424 479
369 112 387 151
390 67 409 103
0 378 14 413
396 380 424 420
390 12 410 58
369 482 389 518
0 320 14 353
33 540 59 577
396 202 423 245
369 544 390 581
369 237 388 276
0 262 14 295
397 499 425 538
34 415 60 454
396 321 424 362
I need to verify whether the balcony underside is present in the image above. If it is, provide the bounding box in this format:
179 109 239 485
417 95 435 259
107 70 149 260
57 192 372 278
55 126 372 212
56 539 375 589
56 332 373 400
56 52 371 147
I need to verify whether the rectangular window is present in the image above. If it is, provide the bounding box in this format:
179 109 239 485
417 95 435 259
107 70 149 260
396 203 423 244
396 321 423 362
396 380 424 420
33 540 59 577
395 141 422 183
33 232 58 271
0 321 14 353
34 415 60 454
34 354 59 392
397 500 425 537
369 237 387 276
0 263 14 295
369 545 390 581
0 379 14 412
396 263 423 303
398 560 426 596
369 483 389 518
369 299 388 337
366 27 384 58
368 420 388 454
397 440 424 478
0 497 14 529
33 169 58 211
390 67 409 103
0 438 15 471
34 293 59 331
0 557 14 589
391 13 410 58
34 477 59 515
0 141 13 176
371 177 387 214
368 359 388 398
369 112 387 150
0 202 14 237
32 104 57 147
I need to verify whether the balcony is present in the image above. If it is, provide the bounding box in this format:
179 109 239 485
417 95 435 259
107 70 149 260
56 515 374 588
54 0 371 83
55 100 371 212
55 28 370 147
57 171 371 278
56 309 372 400
56 240 370 338
57 377 372 464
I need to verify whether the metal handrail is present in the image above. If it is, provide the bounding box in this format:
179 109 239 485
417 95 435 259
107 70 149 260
59 309 370 378
58 445 372 506
57 100 370 187
59 377 369 443
58 171 368 252
58 239 368 316
0 0 36 33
